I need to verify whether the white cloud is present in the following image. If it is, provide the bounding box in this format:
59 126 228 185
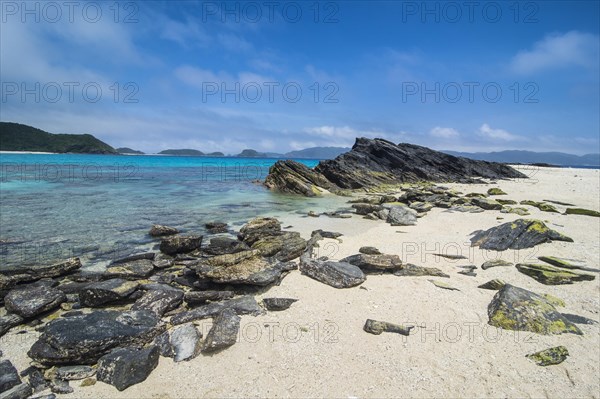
477 124 522 141
430 127 459 139
510 31 600 74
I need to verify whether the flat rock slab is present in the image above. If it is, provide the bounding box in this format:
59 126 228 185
471 197 503 210
516 263 595 285
97 346 159 391
429 279 460 291
263 298 298 311
393 264 449 278
132 289 183 317
481 259 513 270
526 346 569 366
0 314 24 338
196 256 296 286
171 296 263 325
363 319 412 336
478 279 506 290
385 206 417 226
488 284 582 335
238 217 282 245
54 366 96 381
170 323 202 362
202 308 240 353
4 285 66 319
79 279 139 307
185 290 235 305
299 258 366 289
470 219 573 250
251 231 307 262
0 360 21 394
0 383 32 399
359 246 381 255
203 237 249 256
28 310 163 365
340 254 402 273
538 256 600 272
104 259 154 280
160 235 202 255
0 258 81 290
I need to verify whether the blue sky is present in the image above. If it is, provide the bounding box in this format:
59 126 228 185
1 1 599 154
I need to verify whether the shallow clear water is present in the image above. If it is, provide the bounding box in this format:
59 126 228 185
0 153 346 269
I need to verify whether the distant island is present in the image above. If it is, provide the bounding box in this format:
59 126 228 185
158 149 205 156
444 150 600 167
116 147 145 155
0 122 117 154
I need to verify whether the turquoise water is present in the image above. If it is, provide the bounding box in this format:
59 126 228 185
0 153 344 269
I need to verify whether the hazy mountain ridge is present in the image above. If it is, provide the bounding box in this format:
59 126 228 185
444 150 600 166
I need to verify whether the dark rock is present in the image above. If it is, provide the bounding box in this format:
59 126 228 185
457 265 477 277
516 263 595 285
28 310 163 365
195 256 295 286
205 221 228 234
470 219 573 250
0 314 24 337
393 264 449 278
79 279 139 307
471 197 503 210
96 346 159 391
111 252 155 265
251 231 307 261
160 235 202 255
24 367 47 393
311 230 343 239
363 319 412 336
299 257 365 288
238 217 281 245
153 331 173 358
0 258 81 290
0 360 21 393
170 323 202 362
487 284 581 335
264 160 335 196
538 256 600 272
359 246 381 255
140 283 182 293
526 346 569 366
564 207 600 217
352 203 383 216
149 224 179 237
433 253 467 260
50 379 73 394
340 254 402 273
0 383 31 399
496 199 517 205
55 366 96 380
487 188 507 195
104 259 154 279
386 206 417 226
263 298 298 311
409 201 433 213
171 296 263 325
202 309 240 353
4 285 65 319
184 290 235 305
203 237 249 256
481 259 513 270
132 289 183 317
561 313 598 325
478 279 506 290
449 205 484 213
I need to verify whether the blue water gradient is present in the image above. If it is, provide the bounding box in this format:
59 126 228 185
0 153 346 269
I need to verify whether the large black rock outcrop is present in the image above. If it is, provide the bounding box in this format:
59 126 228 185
264 160 337 196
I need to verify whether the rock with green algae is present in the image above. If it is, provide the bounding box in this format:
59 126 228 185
538 256 600 273
537 203 559 213
428 279 459 291
520 200 541 207
487 284 582 335
496 199 517 205
516 263 595 285
526 346 569 366
478 279 506 290
393 264 449 278
500 206 530 216
470 219 573 251
564 207 600 217
481 259 513 270
487 188 507 195
541 293 565 307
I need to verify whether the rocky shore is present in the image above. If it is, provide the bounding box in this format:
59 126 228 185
1 158 599 398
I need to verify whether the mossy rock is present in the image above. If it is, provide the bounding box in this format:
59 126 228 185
537 203 559 213
487 188 507 195
541 293 565 307
516 263 595 285
500 206 530 216
478 279 506 290
537 256 599 272
526 346 569 366
471 219 573 250
565 208 600 217
520 200 541 207
487 284 582 335
496 199 517 205
466 192 488 198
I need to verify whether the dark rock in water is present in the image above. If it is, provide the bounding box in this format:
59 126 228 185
203 237 249 256
171 296 263 325
202 309 240 353
561 313 599 325
516 263 595 285
470 219 573 250
363 319 413 336
159 235 202 255
196 256 295 286
79 279 139 307
481 259 513 270
205 221 228 234
433 253 467 260
111 252 155 265
0 360 21 393
251 231 307 261
55 366 96 381
299 257 366 288
313 138 526 190
149 224 179 237
104 259 154 280
471 198 503 210
0 258 81 290
0 383 31 399
96 346 159 391
0 314 24 337
184 290 234 305
264 160 335 196
4 285 66 318
526 346 569 366
238 217 281 245
564 207 600 217
537 256 600 272
170 323 202 362
478 279 506 290
28 310 163 365
132 289 183 317
263 298 298 311
311 230 343 239
487 284 581 335
393 264 449 278
340 254 402 273
359 246 381 255
49 379 73 394
386 206 417 226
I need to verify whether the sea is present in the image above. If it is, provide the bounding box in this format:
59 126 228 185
0 153 347 270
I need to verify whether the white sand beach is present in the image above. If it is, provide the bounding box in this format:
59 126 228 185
1 166 599 398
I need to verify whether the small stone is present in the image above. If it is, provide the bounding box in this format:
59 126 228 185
96 346 159 391
202 309 240 353
359 246 381 255
393 264 449 278
363 319 412 336
263 298 298 311
55 366 96 381
80 378 96 387
0 360 21 393
205 222 228 234
50 379 73 394
170 323 202 362
487 188 507 195
159 235 202 255
526 346 569 366
149 224 179 237
429 279 460 291
481 259 513 270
